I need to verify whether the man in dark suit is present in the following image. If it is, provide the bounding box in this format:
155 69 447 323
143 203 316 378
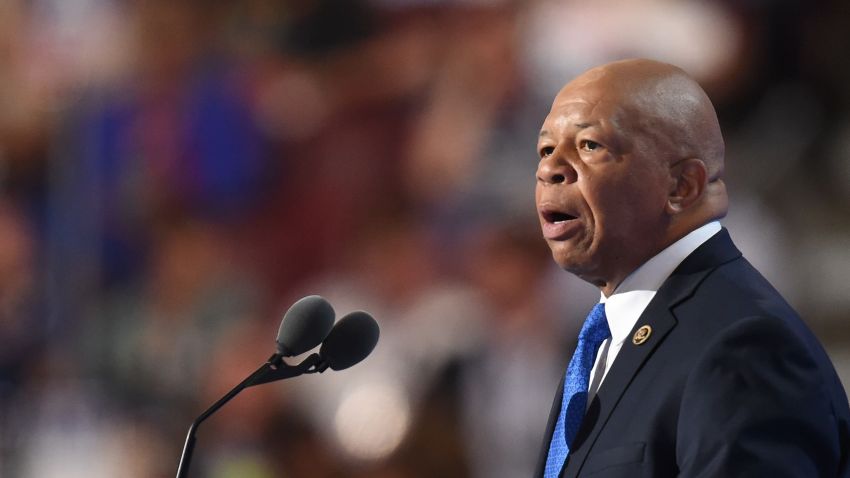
533 58 850 477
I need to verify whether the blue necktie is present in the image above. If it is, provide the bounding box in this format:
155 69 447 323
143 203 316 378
544 303 611 478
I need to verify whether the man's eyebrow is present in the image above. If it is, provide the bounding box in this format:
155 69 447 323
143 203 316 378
539 122 597 138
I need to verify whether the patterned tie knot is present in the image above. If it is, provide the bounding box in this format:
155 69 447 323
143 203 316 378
578 303 610 346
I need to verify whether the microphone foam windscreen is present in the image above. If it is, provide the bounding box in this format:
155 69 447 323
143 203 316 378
277 295 336 356
320 311 380 371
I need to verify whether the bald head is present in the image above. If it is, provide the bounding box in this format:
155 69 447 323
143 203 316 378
536 59 729 294
562 59 725 181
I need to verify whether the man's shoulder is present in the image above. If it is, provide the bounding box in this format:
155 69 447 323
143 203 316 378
664 254 848 405
684 254 796 320
671 254 810 353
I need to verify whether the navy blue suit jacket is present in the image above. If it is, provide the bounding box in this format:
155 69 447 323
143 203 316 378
535 229 850 477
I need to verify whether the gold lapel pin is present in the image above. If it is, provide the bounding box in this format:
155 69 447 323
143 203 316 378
632 325 652 345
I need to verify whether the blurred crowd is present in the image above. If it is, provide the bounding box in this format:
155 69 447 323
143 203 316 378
0 0 849 476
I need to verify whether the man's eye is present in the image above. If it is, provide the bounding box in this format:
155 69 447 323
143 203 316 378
579 140 601 152
539 146 555 158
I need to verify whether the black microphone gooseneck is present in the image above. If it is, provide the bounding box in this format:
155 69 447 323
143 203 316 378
175 296 379 478
175 353 315 478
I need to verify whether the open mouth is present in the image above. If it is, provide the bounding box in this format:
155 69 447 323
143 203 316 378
539 207 581 240
542 210 577 224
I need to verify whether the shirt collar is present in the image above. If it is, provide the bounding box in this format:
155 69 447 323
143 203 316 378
599 221 722 345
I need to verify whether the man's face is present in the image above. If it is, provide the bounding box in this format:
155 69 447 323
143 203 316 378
535 79 671 291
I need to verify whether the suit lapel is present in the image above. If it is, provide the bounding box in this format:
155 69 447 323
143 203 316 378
560 229 742 477
534 375 566 478
562 297 678 477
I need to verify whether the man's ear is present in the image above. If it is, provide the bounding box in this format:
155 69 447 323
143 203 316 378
666 158 707 214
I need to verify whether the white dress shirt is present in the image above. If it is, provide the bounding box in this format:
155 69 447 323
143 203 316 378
586 221 722 403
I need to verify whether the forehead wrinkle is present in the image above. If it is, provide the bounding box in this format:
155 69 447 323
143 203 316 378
548 96 597 127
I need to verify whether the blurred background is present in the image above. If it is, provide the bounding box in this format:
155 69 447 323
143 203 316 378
0 0 849 476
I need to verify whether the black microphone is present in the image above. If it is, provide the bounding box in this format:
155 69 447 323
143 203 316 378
320 311 380 370
175 297 379 478
276 295 335 356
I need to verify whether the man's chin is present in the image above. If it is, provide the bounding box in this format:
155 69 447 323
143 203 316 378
546 242 602 279
549 249 590 275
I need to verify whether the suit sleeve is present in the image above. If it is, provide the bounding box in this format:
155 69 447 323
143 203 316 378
676 315 843 478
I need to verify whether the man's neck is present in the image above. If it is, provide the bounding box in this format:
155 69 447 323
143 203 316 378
599 221 722 299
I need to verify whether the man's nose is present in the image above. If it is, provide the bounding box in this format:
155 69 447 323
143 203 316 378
536 151 577 185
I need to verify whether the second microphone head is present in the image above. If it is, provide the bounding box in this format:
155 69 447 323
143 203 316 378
319 311 380 371
276 295 335 356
